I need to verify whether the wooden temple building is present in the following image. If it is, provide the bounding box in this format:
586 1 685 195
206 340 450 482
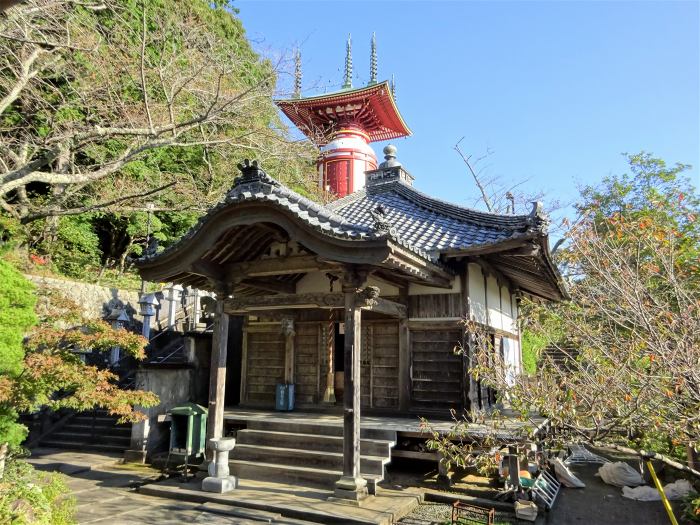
134 38 566 501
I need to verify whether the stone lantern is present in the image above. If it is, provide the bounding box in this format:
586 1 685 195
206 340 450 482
138 293 159 340
105 308 130 365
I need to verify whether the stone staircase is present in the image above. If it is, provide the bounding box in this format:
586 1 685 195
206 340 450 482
230 419 396 491
40 409 131 454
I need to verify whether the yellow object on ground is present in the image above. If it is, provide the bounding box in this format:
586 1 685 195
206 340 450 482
645 459 678 525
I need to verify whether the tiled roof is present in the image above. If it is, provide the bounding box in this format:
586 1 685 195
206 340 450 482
137 161 383 264
327 168 544 259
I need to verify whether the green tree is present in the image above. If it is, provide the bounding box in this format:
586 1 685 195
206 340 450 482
0 260 158 477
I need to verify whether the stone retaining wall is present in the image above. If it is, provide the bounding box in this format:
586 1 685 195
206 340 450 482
24 274 142 322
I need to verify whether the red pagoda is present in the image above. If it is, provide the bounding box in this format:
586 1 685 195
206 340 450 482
276 34 411 198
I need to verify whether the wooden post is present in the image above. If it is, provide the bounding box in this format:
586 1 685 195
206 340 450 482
334 269 369 502
508 445 521 490
282 318 295 384
322 311 336 404
398 318 410 412
206 290 229 461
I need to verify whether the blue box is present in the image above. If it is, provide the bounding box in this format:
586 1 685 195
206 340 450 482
275 383 295 411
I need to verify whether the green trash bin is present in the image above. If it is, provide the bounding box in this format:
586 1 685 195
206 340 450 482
168 402 207 458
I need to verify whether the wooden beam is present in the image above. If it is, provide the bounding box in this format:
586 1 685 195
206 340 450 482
440 236 537 259
239 278 295 294
364 296 407 318
226 293 344 312
190 259 226 282
225 291 408 317
226 255 339 280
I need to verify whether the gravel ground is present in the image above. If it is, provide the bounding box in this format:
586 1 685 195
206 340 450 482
398 502 522 525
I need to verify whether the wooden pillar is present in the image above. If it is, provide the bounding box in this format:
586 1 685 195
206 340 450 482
334 270 369 502
398 318 410 412
322 311 336 404
206 291 229 460
282 318 295 384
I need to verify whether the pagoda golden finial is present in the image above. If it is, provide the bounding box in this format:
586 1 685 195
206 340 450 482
391 74 396 101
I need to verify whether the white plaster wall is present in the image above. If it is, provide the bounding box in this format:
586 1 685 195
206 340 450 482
486 274 502 330
502 336 520 386
295 271 332 294
367 276 399 296
501 285 515 333
467 263 487 324
409 277 460 296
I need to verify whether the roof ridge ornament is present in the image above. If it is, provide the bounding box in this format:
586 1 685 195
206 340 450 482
368 32 377 85
342 34 353 89
529 201 550 233
234 159 277 186
378 144 401 169
370 204 397 237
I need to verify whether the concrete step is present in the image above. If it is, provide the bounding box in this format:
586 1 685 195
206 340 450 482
232 444 387 476
247 420 397 442
230 460 381 492
40 439 128 453
236 429 393 457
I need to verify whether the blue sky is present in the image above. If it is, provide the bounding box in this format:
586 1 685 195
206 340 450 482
234 0 699 221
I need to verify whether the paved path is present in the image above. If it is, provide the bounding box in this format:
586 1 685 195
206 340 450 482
26 448 313 524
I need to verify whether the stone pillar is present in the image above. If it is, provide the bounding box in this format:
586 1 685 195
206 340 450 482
334 270 369 502
206 290 229 462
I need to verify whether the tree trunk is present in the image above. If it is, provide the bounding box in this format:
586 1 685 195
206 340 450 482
0 442 8 479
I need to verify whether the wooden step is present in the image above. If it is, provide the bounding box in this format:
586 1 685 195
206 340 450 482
232 444 387 476
236 429 392 456
246 419 397 441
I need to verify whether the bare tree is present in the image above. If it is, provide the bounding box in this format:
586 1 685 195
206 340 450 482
0 0 315 223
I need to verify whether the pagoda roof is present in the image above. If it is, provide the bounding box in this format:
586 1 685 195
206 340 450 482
276 81 411 144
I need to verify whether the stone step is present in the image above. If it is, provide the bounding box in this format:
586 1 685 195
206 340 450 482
40 439 128 453
232 444 387 476
246 420 397 442
72 415 129 427
51 431 130 446
61 424 132 436
229 460 381 492
236 429 393 457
